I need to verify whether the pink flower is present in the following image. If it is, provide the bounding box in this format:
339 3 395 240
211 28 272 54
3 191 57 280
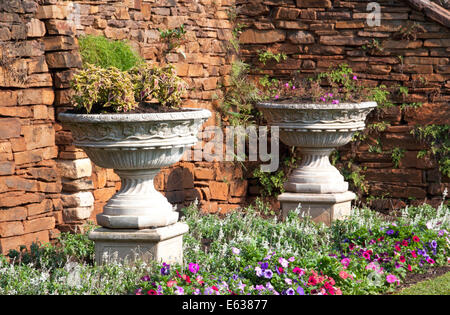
292 86 296 90
427 258 435 264
411 251 417 258
293 267 305 276
407 264 412 272
362 251 371 260
332 99 339 104
275 94 279 99
386 274 399 285
341 258 350 269
352 75 357 80
167 279 177 287
278 257 289 268
339 270 353 280
188 263 199 274
285 83 289 88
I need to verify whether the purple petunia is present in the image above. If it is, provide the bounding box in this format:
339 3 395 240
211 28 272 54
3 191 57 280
297 286 305 295
386 229 394 235
286 288 295 295
264 269 273 279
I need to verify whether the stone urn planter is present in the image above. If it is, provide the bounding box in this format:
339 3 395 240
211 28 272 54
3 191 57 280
59 108 211 263
256 101 377 225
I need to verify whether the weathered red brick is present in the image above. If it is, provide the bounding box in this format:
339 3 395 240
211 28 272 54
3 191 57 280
0 118 21 140
209 181 228 201
0 221 24 237
23 216 55 234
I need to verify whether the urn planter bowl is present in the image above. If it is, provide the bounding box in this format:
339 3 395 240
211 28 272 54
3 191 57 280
257 100 377 225
59 108 211 230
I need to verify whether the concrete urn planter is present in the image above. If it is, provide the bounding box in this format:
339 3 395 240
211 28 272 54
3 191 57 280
59 108 211 229
256 101 377 224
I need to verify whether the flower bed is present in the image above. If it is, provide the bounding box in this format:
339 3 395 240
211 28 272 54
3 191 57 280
134 202 449 295
0 202 448 295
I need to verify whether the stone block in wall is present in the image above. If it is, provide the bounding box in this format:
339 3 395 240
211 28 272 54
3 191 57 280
93 187 116 203
23 216 55 234
0 161 15 175
0 90 18 106
287 30 315 44
57 158 92 179
0 221 24 238
44 36 78 51
26 18 46 38
239 29 286 44
296 0 332 8
0 230 49 255
63 206 93 223
45 51 82 69
0 207 27 222
403 103 450 125
0 191 45 208
209 181 229 201
18 88 55 105
61 191 94 208
22 124 55 150
45 20 75 36
62 178 94 192
0 118 21 140
27 199 53 217
36 5 69 20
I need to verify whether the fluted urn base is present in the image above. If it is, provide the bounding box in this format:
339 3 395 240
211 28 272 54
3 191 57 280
285 148 348 194
97 169 178 229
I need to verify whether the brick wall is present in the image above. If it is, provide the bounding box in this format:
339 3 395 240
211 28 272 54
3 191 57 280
0 0 448 254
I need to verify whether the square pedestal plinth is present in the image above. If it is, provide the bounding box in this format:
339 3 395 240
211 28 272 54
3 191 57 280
278 191 356 226
88 222 189 265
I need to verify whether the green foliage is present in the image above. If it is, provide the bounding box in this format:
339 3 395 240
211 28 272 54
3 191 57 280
368 140 383 154
159 24 187 53
220 60 264 126
252 152 298 197
257 50 287 65
391 147 405 168
253 167 285 197
412 124 450 177
368 121 390 133
367 85 393 108
129 63 187 107
341 161 368 195
362 39 384 55
78 35 143 71
71 64 137 113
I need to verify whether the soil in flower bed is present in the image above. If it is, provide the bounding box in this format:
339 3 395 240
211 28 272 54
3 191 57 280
66 102 183 114
388 266 450 294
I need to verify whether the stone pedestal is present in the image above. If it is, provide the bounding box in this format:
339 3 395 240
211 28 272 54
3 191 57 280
88 222 189 265
278 191 356 226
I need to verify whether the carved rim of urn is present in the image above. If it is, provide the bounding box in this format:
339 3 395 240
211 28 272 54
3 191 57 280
256 101 377 131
